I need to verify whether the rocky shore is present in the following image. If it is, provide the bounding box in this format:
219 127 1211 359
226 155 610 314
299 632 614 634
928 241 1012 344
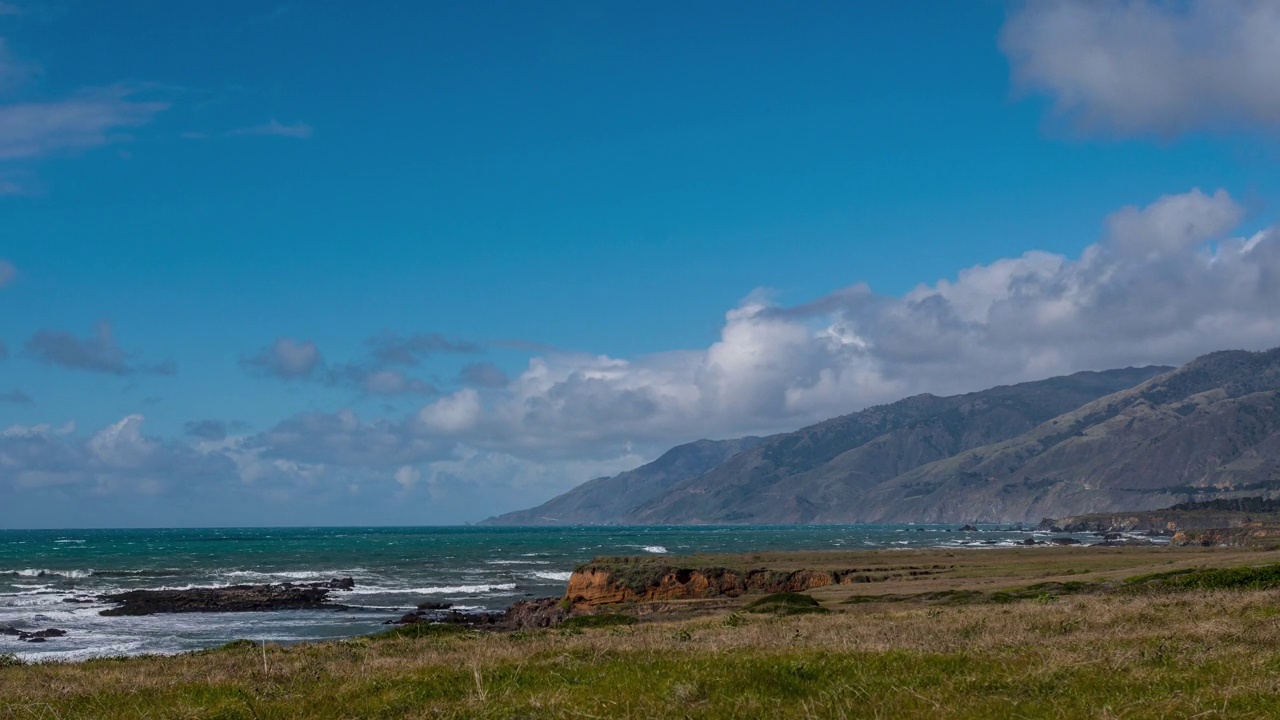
98 577 355 616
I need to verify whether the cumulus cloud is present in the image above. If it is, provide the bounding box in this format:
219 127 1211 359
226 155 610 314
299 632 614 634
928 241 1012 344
0 416 233 493
241 337 322 379
24 322 176 376
245 332 477 395
183 419 249 442
459 361 509 388
7 189 1280 523
1002 0 1280 136
320 188 1275 464
228 120 313 139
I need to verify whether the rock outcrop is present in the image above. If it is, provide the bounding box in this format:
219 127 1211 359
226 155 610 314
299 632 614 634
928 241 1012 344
1172 524 1280 547
563 557 952 609
391 597 568 631
99 578 354 616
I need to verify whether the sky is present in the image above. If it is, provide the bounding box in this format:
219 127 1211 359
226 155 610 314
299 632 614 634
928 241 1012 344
2 1 1280 528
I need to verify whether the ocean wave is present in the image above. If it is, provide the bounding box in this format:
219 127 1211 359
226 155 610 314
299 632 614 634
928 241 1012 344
3 569 92 579
640 545 668 554
530 571 573 582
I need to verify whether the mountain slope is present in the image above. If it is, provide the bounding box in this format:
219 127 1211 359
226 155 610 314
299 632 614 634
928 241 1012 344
621 366 1171 524
480 437 765 525
861 348 1280 523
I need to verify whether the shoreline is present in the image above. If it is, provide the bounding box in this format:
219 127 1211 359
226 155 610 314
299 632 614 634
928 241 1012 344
5 544 1280 717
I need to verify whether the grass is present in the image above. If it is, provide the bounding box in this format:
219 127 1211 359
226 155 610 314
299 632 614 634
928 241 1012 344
9 547 1280 718
744 592 830 615
1125 563 1280 590
559 613 637 629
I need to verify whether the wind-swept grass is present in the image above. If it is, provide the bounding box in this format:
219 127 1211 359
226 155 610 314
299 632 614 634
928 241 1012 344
9 547 1280 718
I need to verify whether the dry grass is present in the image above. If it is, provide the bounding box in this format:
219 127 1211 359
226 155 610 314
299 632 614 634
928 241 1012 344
6 547 1280 718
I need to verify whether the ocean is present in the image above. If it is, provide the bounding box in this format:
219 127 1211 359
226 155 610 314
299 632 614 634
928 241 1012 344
2 524 1083 662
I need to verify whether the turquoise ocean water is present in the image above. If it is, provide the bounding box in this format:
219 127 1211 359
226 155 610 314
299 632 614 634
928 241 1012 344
1 524 1088 662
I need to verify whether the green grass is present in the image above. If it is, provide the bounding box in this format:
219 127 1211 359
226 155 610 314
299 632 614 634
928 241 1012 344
1126 563 1280 591
744 592 829 616
559 613 638 630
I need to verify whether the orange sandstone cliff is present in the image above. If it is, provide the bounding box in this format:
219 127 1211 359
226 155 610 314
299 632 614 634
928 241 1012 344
564 556 952 609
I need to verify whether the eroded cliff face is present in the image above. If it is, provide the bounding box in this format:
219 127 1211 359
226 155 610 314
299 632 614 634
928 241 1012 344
1172 524 1280 547
563 558 952 608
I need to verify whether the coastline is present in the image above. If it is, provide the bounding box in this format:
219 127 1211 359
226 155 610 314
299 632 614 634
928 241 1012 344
6 544 1280 718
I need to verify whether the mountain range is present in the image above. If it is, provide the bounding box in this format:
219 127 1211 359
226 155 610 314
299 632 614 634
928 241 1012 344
484 347 1280 525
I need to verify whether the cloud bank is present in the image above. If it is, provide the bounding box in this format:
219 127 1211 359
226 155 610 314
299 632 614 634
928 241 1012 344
4 189 1280 523
1002 0 1280 136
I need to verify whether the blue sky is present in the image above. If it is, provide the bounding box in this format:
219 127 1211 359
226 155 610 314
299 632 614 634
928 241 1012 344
2 1 1280 527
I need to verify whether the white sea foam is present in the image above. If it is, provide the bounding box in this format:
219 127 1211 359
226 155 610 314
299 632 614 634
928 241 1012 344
640 545 668 554
336 583 517 596
531 571 573 582
3 569 93 579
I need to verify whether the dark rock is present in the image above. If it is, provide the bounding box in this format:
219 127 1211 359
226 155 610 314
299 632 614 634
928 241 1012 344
62 597 95 604
99 582 346 616
0 626 19 636
416 601 451 611
327 577 355 590
959 525 979 532
1022 537 1040 546
389 597 569 632
15 628 64 641
1049 537 1082 545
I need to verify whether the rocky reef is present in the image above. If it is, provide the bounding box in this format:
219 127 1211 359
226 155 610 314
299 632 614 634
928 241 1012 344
99 578 354 616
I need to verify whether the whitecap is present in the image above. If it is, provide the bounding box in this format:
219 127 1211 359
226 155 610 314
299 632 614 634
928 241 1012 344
531 571 573 582
640 545 667 554
335 583 517 596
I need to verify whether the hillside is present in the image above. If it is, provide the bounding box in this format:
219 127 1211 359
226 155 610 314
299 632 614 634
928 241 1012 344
490 366 1169 525
481 437 765 525
859 348 1280 523
621 367 1169 524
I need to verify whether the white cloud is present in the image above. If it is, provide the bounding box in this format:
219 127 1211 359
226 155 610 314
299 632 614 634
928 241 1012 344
388 188 1279 463
0 85 167 160
241 337 322 379
0 257 14 287
228 120 313 139
6 189 1280 522
1002 0 1280 136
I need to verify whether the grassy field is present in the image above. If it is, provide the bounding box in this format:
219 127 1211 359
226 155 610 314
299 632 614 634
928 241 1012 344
6 546 1280 719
